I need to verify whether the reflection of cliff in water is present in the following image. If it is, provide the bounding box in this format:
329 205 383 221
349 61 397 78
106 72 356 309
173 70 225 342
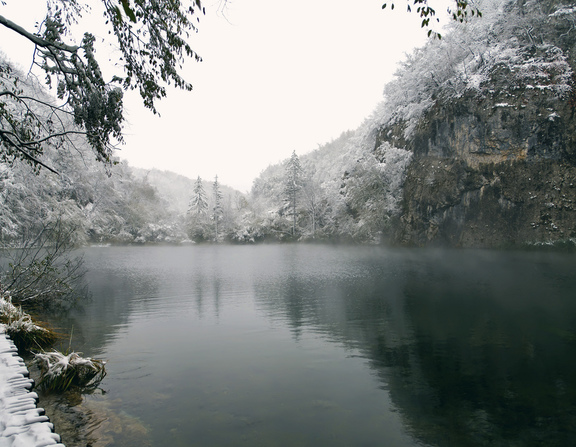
254 249 576 447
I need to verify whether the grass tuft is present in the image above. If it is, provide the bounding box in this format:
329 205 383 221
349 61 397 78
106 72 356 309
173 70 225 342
34 350 107 392
2 292 107 392
1 294 57 351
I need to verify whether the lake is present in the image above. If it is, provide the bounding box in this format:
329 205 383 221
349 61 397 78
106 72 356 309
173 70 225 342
38 245 576 446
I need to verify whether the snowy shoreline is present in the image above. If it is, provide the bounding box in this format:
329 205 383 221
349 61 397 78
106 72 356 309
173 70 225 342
0 326 64 446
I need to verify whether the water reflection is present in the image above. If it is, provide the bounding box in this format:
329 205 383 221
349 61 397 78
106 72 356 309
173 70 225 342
394 252 576 447
37 246 576 446
252 248 576 446
35 391 151 447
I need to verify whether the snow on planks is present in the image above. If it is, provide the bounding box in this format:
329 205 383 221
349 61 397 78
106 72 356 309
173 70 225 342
0 326 64 446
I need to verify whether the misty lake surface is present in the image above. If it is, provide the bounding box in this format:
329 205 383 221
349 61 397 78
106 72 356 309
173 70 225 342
46 245 576 446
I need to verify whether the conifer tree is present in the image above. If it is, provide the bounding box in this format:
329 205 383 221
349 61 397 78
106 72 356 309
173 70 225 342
285 151 303 237
188 176 208 215
212 175 223 241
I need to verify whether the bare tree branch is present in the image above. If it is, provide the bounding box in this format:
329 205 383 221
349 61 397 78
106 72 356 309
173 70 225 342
0 131 59 174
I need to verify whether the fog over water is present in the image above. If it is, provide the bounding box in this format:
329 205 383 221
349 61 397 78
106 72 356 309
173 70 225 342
41 245 576 447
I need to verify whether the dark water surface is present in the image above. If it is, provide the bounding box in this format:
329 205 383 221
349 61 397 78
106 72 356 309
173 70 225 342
41 245 576 446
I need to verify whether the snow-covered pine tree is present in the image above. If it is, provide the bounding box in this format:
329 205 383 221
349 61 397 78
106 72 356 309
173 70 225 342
212 175 224 241
285 151 303 236
188 176 208 215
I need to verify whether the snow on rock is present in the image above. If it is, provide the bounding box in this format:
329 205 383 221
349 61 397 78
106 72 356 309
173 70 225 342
0 326 64 447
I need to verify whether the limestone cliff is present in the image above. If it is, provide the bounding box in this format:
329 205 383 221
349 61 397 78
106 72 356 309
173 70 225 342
373 0 576 247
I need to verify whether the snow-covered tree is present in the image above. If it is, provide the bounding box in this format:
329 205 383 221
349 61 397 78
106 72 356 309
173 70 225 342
185 175 211 241
284 151 303 236
339 143 412 242
212 175 224 241
369 0 574 145
0 1 204 172
188 176 208 215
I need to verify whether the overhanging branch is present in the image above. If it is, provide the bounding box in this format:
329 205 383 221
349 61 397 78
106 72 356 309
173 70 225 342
0 90 73 115
0 131 59 174
0 14 79 53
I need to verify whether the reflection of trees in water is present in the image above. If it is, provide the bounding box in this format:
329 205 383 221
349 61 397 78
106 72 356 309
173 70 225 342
57 246 233 351
43 267 161 355
187 273 224 320
254 250 576 447
191 275 206 318
36 247 576 447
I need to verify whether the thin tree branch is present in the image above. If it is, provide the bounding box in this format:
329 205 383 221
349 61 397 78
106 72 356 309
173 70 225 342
0 131 59 174
0 128 85 148
1 90 75 116
0 14 79 53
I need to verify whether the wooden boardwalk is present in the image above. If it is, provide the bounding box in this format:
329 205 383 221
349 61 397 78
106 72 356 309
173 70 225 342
0 327 65 446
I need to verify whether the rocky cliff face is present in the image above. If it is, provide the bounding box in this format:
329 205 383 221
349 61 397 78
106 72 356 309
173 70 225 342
373 0 576 247
396 156 576 247
390 91 576 247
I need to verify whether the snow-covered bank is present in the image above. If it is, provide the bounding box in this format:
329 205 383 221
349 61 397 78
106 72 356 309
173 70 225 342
0 327 64 446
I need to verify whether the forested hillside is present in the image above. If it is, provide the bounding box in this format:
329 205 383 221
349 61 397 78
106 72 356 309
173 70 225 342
375 0 576 246
0 135 249 245
0 148 186 245
0 67 184 245
3 0 576 247
248 0 576 247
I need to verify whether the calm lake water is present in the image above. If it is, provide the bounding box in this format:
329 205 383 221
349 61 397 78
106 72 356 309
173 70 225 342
39 245 576 447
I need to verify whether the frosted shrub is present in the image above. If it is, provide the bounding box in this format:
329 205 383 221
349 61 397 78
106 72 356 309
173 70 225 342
0 293 57 350
341 144 412 241
34 350 106 392
0 293 19 320
380 144 414 197
511 45 572 96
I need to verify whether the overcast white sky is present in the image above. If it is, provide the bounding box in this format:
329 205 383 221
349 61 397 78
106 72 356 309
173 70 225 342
0 0 451 192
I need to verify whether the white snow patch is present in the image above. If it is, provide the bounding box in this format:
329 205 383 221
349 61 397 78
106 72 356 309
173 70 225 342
550 6 576 17
0 327 65 446
0 296 50 337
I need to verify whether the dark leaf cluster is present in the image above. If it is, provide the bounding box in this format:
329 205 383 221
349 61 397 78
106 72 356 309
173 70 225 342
382 0 482 38
102 0 204 114
1 0 205 173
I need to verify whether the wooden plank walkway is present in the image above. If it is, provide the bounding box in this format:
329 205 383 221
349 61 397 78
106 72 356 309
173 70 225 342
0 326 65 446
